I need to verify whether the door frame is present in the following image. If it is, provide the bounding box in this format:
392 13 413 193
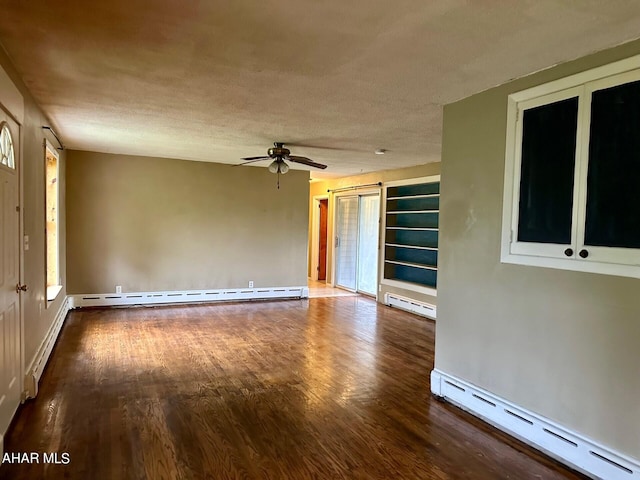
331 187 381 296
18 116 24 405
0 64 25 458
0 110 24 455
310 194 329 282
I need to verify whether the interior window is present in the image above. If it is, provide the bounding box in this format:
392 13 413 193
502 59 640 278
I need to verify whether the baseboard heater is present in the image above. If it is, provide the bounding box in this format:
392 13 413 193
24 296 72 399
70 286 310 309
431 369 640 480
384 293 436 319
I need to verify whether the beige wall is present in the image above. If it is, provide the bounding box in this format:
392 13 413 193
66 151 309 293
309 163 440 304
436 40 640 457
0 48 68 369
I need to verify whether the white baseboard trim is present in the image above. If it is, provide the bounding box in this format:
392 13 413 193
69 286 310 309
23 296 72 400
384 292 436 319
431 369 640 480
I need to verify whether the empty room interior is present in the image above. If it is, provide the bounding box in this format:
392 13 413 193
1 2 639 479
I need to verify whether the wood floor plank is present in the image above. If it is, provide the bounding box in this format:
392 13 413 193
1 296 589 479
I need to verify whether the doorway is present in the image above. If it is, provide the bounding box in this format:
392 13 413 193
334 193 380 296
317 199 328 281
311 195 329 282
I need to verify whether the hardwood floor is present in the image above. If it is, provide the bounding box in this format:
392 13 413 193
2 297 588 479
307 279 358 298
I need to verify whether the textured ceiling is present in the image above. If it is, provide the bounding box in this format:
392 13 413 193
1 1 640 178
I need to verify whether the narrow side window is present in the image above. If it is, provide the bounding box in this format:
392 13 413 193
45 141 60 301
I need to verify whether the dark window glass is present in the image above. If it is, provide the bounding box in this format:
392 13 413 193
585 80 640 248
518 97 578 244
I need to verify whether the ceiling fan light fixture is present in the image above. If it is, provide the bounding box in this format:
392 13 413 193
239 143 327 189
268 158 289 174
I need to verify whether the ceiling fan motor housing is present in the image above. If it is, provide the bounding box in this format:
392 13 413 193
268 144 290 158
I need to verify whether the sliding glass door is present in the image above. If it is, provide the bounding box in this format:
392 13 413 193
335 193 380 295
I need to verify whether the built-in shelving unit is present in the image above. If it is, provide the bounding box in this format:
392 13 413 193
383 178 440 291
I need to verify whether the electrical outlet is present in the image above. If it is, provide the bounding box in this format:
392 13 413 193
248 281 254 288
115 285 122 293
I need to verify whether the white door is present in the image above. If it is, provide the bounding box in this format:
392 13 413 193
335 193 380 295
0 112 21 441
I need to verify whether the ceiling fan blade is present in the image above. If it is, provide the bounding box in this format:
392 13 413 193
286 155 328 169
237 156 270 166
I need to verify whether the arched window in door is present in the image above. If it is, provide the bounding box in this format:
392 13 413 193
0 123 15 169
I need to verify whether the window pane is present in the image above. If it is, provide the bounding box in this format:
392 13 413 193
357 195 379 295
46 146 59 288
517 97 578 244
0 124 15 169
335 197 358 290
585 80 640 248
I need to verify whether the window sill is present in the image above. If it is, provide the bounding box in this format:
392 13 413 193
500 251 640 279
47 285 63 302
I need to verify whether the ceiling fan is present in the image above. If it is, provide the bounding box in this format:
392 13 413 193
239 142 327 188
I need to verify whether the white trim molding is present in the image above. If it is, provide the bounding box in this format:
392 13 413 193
24 296 72 400
70 286 309 309
431 369 640 480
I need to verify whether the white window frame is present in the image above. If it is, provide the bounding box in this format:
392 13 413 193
501 54 640 279
331 186 382 294
45 139 62 303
